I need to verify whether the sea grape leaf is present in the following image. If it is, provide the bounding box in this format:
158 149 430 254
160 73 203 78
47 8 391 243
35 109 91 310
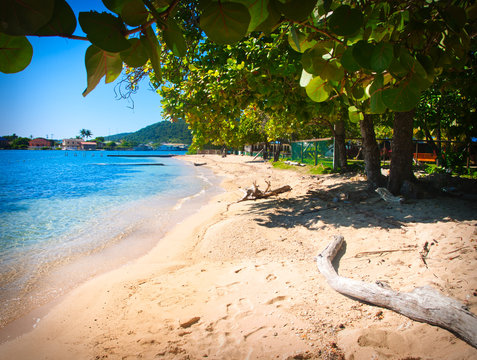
288 28 316 53
370 42 393 73
328 5 363 36
163 18 187 57
311 57 344 82
102 0 126 14
272 0 317 22
120 38 149 67
399 50 427 78
305 76 330 103
200 2 250 44
0 0 55 35
341 47 360 72
301 46 328 74
348 106 364 123
79 11 131 53
352 40 374 70
121 0 148 27
83 45 122 97
253 3 280 34
0 33 33 73
143 26 162 79
35 0 76 36
234 0 270 33
368 74 386 114
352 85 365 100
381 78 421 112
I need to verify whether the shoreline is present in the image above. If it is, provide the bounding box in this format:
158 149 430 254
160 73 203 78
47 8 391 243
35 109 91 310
0 154 476 359
0 159 221 342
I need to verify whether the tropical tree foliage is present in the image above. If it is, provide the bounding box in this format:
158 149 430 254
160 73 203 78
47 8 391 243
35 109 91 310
1 0 475 193
79 129 92 139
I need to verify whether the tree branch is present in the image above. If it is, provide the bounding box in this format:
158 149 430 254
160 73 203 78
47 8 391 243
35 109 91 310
316 235 477 349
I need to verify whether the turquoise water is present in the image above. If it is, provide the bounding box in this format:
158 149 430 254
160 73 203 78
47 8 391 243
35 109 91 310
0 150 220 329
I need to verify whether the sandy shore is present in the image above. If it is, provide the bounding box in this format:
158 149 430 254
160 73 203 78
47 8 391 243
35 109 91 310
0 154 476 359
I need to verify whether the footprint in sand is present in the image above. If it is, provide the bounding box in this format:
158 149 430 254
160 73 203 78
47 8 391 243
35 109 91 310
226 298 254 321
265 295 287 306
266 273 277 281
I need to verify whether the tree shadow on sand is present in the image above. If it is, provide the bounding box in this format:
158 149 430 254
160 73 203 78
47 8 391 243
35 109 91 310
245 178 477 231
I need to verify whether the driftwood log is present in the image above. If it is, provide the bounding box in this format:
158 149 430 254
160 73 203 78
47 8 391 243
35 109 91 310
238 181 291 202
316 235 477 349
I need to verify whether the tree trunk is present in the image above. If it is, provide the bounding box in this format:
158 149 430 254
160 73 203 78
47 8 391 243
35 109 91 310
334 120 347 170
388 110 415 195
359 114 385 188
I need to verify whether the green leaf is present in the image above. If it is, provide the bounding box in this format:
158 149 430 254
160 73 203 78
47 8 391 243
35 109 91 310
234 0 271 33
370 42 393 73
102 0 126 14
200 2 251 44
121 0 148 27
143 26 162 79
368 74 386 114
288 28 316 53
314 58 344 82
352 86 365 100
305 76 330 103
0 33 33 73
301 46 327 74
163 18 187 57
399 50 426 78
328 5 363 36
352 40 374 70
381 78 421 112
83 45 122 97
0 0 55 35
79 11 131 53
35 0 76 36
253 3 280 34
341 47 360 72
348 106 364 123
120 38 149 67
272 0 317 22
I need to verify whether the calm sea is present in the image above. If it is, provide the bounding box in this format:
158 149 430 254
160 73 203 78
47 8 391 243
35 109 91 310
0 150 220 334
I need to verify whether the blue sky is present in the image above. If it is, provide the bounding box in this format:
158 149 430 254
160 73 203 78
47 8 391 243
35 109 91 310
0 1 164 140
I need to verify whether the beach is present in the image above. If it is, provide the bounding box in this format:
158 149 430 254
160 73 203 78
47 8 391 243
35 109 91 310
0 154 476 359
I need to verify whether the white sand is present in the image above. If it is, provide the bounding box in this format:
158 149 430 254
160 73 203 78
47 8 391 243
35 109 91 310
0 154 476 359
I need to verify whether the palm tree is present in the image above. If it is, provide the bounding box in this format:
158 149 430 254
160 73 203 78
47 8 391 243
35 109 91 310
79 129 92 140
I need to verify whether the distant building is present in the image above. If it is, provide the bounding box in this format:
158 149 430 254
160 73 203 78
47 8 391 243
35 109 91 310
62 138 83 150
80 142 97 150
29 137 53 149
159 143 189 151
134 144 153 151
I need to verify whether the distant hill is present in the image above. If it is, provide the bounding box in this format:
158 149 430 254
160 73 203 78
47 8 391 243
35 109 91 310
105 132 133 141
105 119 192 144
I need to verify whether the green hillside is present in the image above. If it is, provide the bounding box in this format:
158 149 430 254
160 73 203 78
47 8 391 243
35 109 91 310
105 120 192 144
104 132 132 141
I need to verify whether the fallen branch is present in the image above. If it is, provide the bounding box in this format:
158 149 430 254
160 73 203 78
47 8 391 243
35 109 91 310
375 187 404 203
353 247 417 258
316 235 477 349
238 181 292 202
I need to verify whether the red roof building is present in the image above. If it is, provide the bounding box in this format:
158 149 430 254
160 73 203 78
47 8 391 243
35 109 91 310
29 138 53 149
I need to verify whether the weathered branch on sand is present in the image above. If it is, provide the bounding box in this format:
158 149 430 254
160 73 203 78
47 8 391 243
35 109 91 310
238 181 292 202
316 235 477 349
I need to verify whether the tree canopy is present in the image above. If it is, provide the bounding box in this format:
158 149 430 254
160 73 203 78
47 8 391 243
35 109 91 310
1 0 476 193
